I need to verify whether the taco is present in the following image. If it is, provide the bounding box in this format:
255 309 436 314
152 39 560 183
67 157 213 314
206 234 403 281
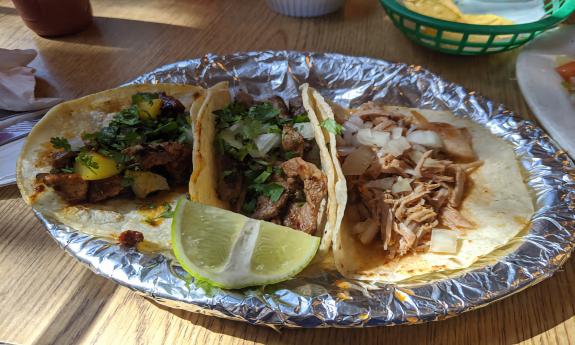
17 84 205 250
190 82 338 256
308 89 534 282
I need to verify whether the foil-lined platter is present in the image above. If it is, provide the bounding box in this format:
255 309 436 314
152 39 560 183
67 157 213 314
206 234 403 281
36 51 575 328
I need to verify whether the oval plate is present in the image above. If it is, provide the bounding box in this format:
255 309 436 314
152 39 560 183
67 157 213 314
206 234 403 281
37 51 575 328
517 25 575 157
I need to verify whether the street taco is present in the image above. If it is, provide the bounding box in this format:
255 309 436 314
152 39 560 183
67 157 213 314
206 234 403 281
190 82 338 256
17 84 205 250
309 89 534 282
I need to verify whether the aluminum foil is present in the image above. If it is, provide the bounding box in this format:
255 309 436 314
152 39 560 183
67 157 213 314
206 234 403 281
36 51 575 328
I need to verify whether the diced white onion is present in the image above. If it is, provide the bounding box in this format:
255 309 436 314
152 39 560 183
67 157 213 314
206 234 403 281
384 137 411 157
391 127 403 139
407 130 443 148
356 128 390 147
342 146 373 175
337 146 356 157
220 130 243 149
365 177 395 190
343 121 361 134
411 144 427 153
348 115 364 127
430 229 458 254
68 137 84 150
357 218 379 244
392 177 413 194
293 122 315 140
404 168 418 176
254 133 281 156
408 150 423 163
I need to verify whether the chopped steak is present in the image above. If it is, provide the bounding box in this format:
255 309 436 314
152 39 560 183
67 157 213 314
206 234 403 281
159 93 185 117
122 142 192 177
88 175 125 203
282 158 327 209
52 151 78 169
280 158 327 234
251 193 289 220
37 173 88 204
283 202 316 234
235 91 255 107
268 96 290 118
288 97 306 117
217 155 246 212
164 145 193 184
282 125 305 157
118 230 144 247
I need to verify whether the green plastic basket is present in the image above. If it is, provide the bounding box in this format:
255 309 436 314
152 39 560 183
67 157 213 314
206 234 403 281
379 0 575 55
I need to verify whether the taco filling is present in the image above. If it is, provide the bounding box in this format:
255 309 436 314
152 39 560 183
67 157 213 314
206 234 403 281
213 93 328 234
36 92 193 204
337 102 483 260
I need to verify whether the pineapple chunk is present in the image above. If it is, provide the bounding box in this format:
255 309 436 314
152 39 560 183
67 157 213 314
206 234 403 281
137 98 162 120
74 152 120 180
126 171 169 198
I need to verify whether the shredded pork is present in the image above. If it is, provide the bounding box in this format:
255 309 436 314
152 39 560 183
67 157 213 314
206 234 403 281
339 104 481 260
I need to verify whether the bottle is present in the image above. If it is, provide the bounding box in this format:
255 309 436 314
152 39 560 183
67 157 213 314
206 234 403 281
11 0 93 37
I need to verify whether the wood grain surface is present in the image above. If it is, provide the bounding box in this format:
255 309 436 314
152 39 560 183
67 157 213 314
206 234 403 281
1 0 574 344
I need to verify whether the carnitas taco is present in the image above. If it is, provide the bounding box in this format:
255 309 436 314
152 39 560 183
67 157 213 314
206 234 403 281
17 84 205 250
308 89 534 282
190 82 338 256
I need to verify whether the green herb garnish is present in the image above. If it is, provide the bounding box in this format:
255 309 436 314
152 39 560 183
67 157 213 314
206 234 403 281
320 118 344 135
50 137 71 152
263 183 285 202
158 203 175 218
76 152 99 173
293 113 309 123
253 170 271 184
144 203 175 224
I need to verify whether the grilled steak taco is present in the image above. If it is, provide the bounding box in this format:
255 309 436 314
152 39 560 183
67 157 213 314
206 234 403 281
190 83 338 256
308 89 534 282
17 84 205 250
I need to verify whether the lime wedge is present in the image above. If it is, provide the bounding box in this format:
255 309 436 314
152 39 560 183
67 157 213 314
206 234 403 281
172 198 321 289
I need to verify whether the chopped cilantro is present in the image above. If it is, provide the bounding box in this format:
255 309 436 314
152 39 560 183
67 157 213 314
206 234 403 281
242 199 257 214
293 113 309 123
263 183 285 202
320 118 344 135
144 203 174 224
253 170 271 184
158 203 175 218
60 167 74 174
50 137 71 152
249 102 280 121
283 151 298 159
76 152 99 173
222 170 233 177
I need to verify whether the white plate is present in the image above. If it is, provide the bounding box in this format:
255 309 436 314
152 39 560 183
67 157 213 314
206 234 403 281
516 25 575 157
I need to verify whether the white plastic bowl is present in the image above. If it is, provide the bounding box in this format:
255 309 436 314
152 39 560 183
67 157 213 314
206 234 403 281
266 0 344 17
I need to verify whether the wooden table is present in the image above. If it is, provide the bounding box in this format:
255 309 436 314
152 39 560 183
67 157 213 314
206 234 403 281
1 0 574 344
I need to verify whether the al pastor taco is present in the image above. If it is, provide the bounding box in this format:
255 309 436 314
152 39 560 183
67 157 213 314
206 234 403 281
17 84 205 250
308 89 534 282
